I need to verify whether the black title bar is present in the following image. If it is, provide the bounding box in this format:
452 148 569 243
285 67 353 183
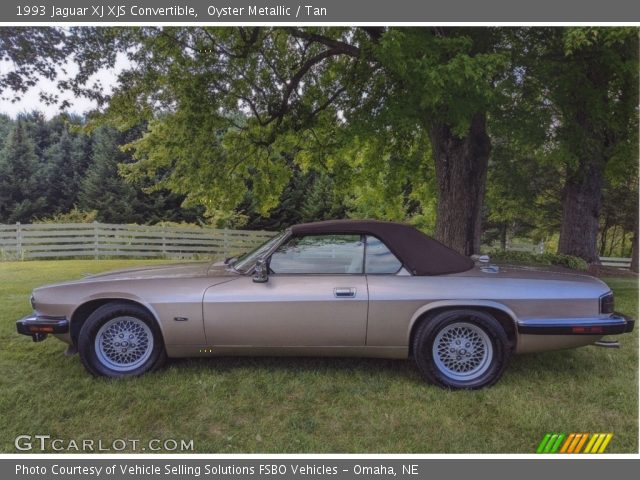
1 0 640 23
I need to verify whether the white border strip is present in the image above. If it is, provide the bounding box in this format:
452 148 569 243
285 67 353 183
0 19 637 459
1 22 640 26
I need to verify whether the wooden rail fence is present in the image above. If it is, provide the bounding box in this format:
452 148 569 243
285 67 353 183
598 257 632 269
0 223 632 268
0 222 274 261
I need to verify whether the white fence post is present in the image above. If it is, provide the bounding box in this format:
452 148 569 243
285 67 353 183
16 222 22 259
162 227 167 257
223 231 229 258
93 221 99 259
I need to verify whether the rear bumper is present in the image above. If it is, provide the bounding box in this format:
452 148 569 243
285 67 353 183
16 314 69 342
517 312 634 335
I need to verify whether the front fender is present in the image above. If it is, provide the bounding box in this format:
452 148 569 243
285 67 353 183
70 292 167 342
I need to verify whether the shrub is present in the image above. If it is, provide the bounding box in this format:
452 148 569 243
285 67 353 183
487 251 589 271
34 207 98 224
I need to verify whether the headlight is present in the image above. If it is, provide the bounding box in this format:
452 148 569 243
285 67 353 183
600 292 614 314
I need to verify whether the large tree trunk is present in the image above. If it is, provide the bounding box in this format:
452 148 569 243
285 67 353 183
557 156 604 263
429 113 491 256
598 216 610 257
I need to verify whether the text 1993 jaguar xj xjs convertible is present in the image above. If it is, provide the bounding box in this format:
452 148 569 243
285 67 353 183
17 220 634 389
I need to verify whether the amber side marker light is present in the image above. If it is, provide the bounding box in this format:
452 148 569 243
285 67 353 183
28 326 54 333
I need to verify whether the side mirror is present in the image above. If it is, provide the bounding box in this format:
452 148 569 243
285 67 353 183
252 257 269 283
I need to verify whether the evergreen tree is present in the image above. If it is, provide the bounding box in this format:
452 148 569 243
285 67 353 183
0 114 13 150
0 118 46 223
43 129 87 215
240 168 344 231
300 173 344 223
79 125 140 222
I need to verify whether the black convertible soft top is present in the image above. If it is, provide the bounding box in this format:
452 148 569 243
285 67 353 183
290 219 474 276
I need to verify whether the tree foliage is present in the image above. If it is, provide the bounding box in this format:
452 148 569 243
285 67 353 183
0 28 71 105
531 28 638 262
44 27 516 253
0 27 637 263
0 114 203 225
0 118 46 222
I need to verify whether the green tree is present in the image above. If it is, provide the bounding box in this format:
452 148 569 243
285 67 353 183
11 27 512 254
79 125 141 222
43 128 89 215
3 27 637 260
484 141 563 250
300 172 344 223
79 125 204 224
0 114 13 150
532 28 638 262
238 168 343 231
599 127 639 267
0 118 46 223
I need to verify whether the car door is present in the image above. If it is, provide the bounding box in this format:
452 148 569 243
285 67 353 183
362 235 414 347
202 234 368 346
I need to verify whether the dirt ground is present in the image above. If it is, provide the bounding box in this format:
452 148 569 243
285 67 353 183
587 264 638 278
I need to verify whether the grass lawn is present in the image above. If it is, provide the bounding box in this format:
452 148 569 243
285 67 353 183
0 260 637 453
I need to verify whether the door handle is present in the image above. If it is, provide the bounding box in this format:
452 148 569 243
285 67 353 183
334 287 356 298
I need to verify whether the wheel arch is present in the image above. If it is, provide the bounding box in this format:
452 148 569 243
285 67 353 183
407 301 519 357
70 297 165 347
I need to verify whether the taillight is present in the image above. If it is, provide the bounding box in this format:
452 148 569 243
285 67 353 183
600 292 614 314
572 326 603 334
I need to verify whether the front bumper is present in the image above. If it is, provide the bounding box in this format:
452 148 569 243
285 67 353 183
517 312 635 335
16 314 69 342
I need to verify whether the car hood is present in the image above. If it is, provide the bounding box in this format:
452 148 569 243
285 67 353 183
76 261 235 282
455 264 607 286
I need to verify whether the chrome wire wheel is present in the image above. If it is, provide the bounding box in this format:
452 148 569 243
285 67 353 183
95 316 154 372
432 321 493 382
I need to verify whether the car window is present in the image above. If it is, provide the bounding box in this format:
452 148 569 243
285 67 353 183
365 235 402 274
270 234 364 274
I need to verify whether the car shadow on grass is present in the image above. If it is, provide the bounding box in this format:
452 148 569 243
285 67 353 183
165 355 423 381
161 344 637 388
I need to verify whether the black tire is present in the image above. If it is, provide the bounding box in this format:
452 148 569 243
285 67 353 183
78 302 166 378
412 309 510 389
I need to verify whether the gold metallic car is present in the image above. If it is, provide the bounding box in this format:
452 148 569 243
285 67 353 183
16 220 634 389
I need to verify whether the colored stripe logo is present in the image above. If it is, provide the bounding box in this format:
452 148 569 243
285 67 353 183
536 433 613 453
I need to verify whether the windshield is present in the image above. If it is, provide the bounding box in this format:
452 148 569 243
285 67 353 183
232 230 288 273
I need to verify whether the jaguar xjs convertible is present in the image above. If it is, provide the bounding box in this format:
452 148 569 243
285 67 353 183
16 219 634 389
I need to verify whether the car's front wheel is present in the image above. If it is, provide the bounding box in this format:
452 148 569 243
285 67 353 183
412 309 510 389
78 302 166 378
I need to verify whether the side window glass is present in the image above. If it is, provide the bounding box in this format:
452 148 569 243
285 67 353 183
365 235 402 274
270 234 364 274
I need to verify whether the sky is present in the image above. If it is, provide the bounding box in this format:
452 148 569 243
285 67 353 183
0 54 128 118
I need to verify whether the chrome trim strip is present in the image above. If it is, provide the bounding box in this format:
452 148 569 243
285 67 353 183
518 316 627 328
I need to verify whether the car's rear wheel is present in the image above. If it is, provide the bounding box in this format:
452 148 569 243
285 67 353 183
412 309 510 389
78 302 166 378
